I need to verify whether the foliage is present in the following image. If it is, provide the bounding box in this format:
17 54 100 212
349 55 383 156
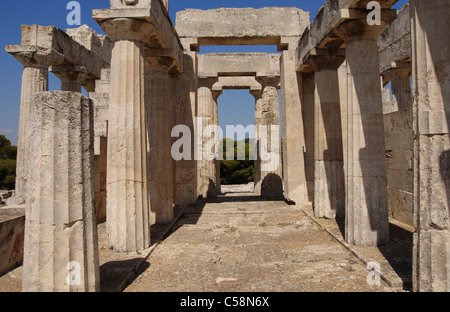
220 138 254 185
0 135 17 190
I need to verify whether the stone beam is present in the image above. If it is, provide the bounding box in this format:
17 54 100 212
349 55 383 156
213 77 262 92
378 3 411 74
176 7 310 50
297 0 398 71
93 0 183 71
198 53 281 78
6 25 109 81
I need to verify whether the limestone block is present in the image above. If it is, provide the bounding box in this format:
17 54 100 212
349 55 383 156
0 212 25 276
23 91 99 292
66 25 112 64
387 188 413 226
176 7 310 46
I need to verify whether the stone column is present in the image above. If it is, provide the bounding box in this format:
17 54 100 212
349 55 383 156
146 57 175 225
301 73 316 202
23 91 99 292
197 77 219 198
280 40 308 204
251 90 263 196
383 65 412 112
100 18 155 252
410 0 450 292
308 55 345 220
256 77 283 199
212 89 222 195
336 17 395 246
12 56 49 205
173 40 198 206
51 65 84 93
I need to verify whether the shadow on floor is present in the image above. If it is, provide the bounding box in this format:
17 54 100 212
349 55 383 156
100 258 150 292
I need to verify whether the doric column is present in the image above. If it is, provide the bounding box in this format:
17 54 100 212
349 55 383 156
308 54 345 220
197 77 219 198
23 91 99 292
335 14 395 246
146 56 175 225
383 65 412 112
251 89 263 196
212 89 222 195
50 65 86 93
410 0 450 292
280 39 308 204
256 76 283 199
9 52 50 205
99 18 155 252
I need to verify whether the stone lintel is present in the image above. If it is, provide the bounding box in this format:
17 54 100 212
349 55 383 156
5 45 65 68
198 53 281 78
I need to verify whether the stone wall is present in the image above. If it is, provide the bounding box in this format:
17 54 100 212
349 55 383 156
0 207 25 276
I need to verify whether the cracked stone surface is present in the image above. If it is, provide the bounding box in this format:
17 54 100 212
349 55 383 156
125 187 396 292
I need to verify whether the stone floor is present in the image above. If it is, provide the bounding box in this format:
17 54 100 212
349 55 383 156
0 185 413 292
125 186 403 292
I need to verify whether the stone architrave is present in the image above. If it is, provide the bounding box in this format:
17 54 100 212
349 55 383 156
99 18 155 252
22 91 99 292
410 0 450 292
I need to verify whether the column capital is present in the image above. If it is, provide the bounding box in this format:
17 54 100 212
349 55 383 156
334 9 397 42
250 89 263 100
382 64 411 82
306 52 345 72
50 64 87 83
255 76 280 89
99 18 157 43
198 76 218 89
212 90 222 102
145 55 178 75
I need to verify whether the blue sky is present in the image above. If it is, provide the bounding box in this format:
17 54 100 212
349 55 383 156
0 0 408 144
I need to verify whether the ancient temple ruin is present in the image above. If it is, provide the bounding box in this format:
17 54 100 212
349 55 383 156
1 0 448 292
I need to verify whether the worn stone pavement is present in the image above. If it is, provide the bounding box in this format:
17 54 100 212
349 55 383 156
0 184 410 292
125 186 398 292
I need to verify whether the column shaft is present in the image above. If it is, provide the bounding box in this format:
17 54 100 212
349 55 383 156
345 38 389 246
14 65 49 205
23 91 99 292
313 68 345 219
106 39 150 252
411 0 450 292
147 65 174 225
280 50 308 204
197 78 219 198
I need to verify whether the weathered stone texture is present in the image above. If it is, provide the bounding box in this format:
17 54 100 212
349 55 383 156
23 91 99 292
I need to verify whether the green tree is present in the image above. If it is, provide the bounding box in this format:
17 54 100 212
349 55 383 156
0 135 17 190
220 138 254 185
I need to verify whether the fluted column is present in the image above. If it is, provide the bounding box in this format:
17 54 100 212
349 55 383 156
410 0 450 292
256 77 283 199
146 57 174 225
197 77 219 198
335 15 395 246
308 55 345 220
251 89 263 195
212 89 222 195
100 18 155 252
23 91 99 292
10 54 49 205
